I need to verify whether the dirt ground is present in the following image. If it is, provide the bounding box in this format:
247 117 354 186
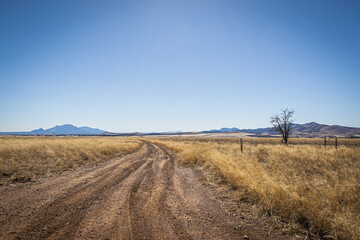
0 141 298 239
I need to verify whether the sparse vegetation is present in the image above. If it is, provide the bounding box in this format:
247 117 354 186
150 137 360 240
0 136 141 183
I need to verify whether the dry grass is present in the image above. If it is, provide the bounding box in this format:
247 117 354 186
157 136 360 147
0 136 141 183
150 137 360 240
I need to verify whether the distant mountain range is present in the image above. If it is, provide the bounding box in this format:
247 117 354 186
0 124 106 135
1 122 359 137
203 122 360 137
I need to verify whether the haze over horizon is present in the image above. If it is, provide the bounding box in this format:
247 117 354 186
1 0 359 132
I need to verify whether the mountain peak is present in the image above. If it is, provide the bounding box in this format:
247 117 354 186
305 122 320 126
30 124 106 135
59 124 75 127
219 127 240 132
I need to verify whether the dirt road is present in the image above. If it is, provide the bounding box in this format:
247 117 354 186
0 141 291 240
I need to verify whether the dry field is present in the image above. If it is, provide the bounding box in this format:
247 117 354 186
149 137 360 240
1 135 359 239
0 140 292 239
0 136 141 183
157 136 360 147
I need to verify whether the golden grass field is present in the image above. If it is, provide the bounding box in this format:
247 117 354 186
1 135 359 239
149 137 360 240
0 136 141 183
159 136 360 147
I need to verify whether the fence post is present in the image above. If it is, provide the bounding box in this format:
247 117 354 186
324 137 327 148
335 137 338 149
240 138 243 153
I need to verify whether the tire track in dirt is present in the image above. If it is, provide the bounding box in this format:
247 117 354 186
125 143 193 240
0 141 293 240
12 143 153 240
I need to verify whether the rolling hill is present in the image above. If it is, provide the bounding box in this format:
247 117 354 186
0 124 106 135
203 122 360 137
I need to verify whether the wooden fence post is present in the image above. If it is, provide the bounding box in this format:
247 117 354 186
324 137 327 148
240 138 243 153
335 137 338 149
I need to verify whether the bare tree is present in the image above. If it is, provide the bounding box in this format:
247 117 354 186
271 109 294 144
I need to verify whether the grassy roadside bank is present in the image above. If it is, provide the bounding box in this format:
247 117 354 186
0 136 141 183
150 138 360 240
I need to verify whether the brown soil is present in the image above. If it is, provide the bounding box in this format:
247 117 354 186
0 141 297 240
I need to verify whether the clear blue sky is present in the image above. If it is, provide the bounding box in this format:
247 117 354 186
1 0 359 132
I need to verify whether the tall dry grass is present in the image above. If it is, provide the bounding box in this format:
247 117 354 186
150 138 360 240
0 136 141 183
159 136 360 147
